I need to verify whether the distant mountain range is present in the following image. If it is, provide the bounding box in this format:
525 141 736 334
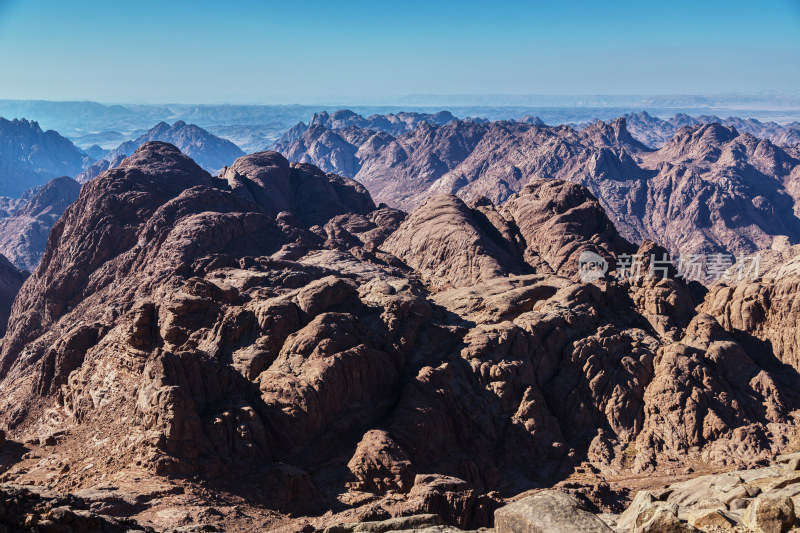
1 107 799 271
0 119 246 272
1 98 798 155
0 117 251 198
618 111 800 148
274 110 800 260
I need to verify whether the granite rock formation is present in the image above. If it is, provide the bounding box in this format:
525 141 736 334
0 142 798 531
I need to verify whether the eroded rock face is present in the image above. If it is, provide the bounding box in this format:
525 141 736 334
500 179 636 278
383 179 636 288
0 142 799 531
610 463 800 533
701 245 800 372
219 150 375 228
744 496 796 533
383 194 532 289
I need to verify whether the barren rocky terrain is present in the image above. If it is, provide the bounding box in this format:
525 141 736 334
0 140 798 532
275 113 800 263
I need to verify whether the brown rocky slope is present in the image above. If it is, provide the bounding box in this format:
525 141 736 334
0 175 82 271
0 142 798 531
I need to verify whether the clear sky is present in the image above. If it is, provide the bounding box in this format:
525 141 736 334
0 0 798 104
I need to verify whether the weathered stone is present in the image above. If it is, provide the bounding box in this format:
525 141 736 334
494 490 613 533
743 496 796 533
323 514 442 533
634 504 699 533
618 491 700 533
776 452 800 465
1 136 800 532
687 509 737 529
730 498 752 511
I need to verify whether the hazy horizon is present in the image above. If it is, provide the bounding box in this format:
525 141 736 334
0 0 798 103
3 92 800 108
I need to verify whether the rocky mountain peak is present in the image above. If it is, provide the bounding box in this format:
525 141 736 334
582 117 649 152
666 122 739 156
383 194 532 289
105 121 245 174
220 150 374 227
118 141 213 188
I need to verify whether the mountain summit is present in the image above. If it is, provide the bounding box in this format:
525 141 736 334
105 120 246 173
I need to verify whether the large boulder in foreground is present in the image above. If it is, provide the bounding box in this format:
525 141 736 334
744 496 796 533
616 491 699 533
494 491 613 533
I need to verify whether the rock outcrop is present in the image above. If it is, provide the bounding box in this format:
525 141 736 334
382 194 532 289
701 244 800 372
607 460 800 533
0 484 153 532
494 491 613 533
500 179 636 278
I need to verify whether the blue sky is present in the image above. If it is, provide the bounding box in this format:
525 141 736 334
0 0 798 103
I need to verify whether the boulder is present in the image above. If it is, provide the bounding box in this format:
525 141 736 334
743 496 796 533
617 491 699 533
494 490 613 533
686 509 737 529
632 505 699 533
322 514 442 533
